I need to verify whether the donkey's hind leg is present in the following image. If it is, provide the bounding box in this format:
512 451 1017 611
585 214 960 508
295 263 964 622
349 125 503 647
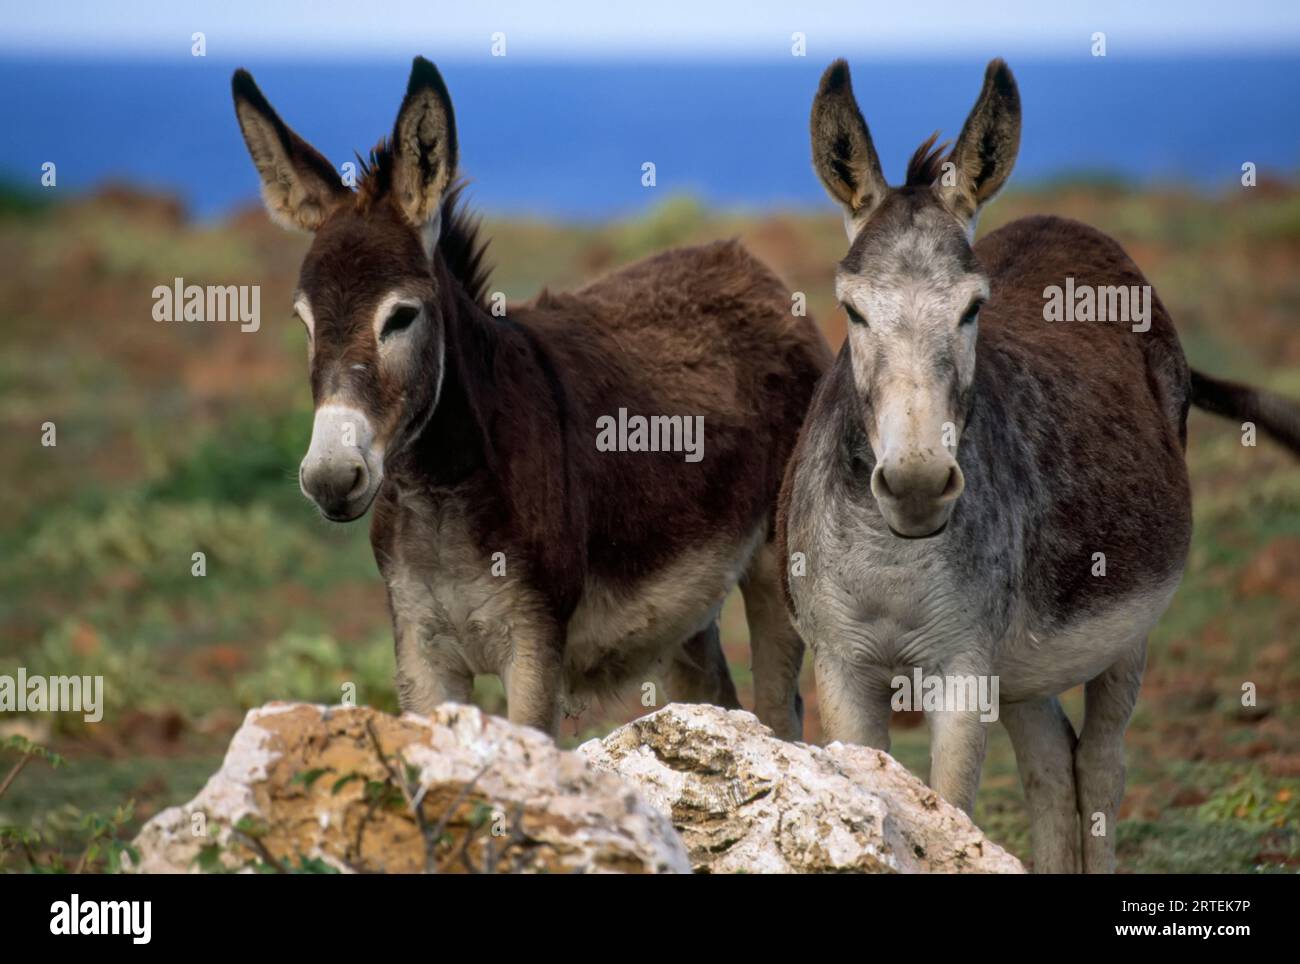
740 540 806 740
1002 697 1081 873
662 621 742 709
1076 638 1146 874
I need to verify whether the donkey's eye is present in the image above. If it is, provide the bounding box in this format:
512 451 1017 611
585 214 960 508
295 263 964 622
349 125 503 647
381 304 420 340
844 304 869 328
959 300 984 327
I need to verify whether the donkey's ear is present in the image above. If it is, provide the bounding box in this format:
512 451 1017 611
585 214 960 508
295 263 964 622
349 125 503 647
811 60 888 240
937 59 1021 225
231 69 348 232
390 57 458 243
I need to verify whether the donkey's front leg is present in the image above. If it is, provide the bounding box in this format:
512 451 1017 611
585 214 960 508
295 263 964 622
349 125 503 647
927 706 989 815
811 648 892 750
384 569 474 714
501 621 564 736
924 658 992 815
393 621 473 715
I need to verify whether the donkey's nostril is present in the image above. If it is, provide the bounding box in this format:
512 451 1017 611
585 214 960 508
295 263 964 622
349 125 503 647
300 455 369 510
871 456 962 538
872 458 961 503
871 463 895 500
346 463 367 499
939 464 965 502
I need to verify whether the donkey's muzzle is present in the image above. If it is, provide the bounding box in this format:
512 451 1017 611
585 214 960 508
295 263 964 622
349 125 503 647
870 456 965 538
300 403 383 522
301 453 370 519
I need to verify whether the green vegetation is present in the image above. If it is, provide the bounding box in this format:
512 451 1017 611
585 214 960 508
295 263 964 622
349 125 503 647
1 178 1297 872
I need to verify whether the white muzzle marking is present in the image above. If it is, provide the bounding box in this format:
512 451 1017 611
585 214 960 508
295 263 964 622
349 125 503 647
299 403 384 520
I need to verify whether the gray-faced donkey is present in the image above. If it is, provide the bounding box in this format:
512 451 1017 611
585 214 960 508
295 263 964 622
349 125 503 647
778 58 1300 872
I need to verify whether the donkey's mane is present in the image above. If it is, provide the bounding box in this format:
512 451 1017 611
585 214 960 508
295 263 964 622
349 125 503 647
355 142 493 307
434 183 493 308
904 132 951 188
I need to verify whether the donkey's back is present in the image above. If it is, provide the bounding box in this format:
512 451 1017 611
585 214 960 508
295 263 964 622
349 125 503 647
977 214 1192 435
527 238 827 406
517 238 832 525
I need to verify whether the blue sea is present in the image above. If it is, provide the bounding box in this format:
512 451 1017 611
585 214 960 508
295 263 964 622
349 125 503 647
2 56 1298 220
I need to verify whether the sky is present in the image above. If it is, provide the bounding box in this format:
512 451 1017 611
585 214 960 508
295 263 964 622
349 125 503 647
4 0 1300 60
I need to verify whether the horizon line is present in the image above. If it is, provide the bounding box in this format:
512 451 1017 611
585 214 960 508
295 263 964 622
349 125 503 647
4 42 1300 64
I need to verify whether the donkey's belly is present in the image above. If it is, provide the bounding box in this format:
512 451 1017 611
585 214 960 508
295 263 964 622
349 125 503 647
563 525 764 694
996 573 1182 701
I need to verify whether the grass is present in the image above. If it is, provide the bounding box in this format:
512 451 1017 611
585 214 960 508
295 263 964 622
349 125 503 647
1 176 1298 872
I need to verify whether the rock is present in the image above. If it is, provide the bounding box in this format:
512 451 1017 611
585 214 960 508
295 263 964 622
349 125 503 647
578 703 1025 874
130 702 690 874
132 701 1024 874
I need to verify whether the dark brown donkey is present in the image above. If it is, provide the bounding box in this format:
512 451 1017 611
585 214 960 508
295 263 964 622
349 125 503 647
780 58 1300 871
232 57 829 737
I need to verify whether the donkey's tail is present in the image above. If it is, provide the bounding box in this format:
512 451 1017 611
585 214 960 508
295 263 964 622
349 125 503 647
1190 369 1300 455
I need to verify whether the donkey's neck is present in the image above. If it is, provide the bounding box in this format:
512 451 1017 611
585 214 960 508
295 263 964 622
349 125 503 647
392 266 558 492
